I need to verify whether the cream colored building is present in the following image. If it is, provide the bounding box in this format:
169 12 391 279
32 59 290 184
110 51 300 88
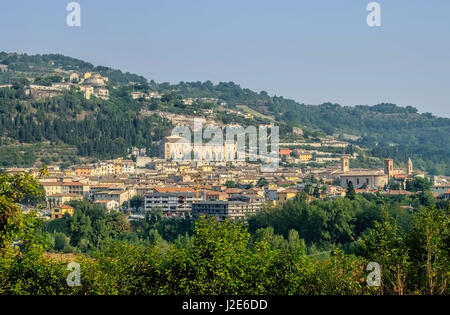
337 155 389 189
164 135 238 162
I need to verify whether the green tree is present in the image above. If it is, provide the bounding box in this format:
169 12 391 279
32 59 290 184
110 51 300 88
356 216 410 295
225 180 237 189
257 177 269 188
346 181 356 200
408 207 449 295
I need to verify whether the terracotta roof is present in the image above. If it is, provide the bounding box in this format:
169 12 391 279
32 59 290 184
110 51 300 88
224 188 242 194
206 191 228 196
445 189 450 195
91 185 111 189
48 193 81 197
340 170 385 176
62 182 84 186
153 187 195 193
41 182 62 186
279 189 299 194
55 205 74 209
385 190 413 195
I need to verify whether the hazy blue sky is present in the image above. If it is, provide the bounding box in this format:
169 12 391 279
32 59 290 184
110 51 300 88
1 0 449 117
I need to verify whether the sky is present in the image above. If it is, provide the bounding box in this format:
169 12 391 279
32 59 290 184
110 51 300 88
1 0 450 117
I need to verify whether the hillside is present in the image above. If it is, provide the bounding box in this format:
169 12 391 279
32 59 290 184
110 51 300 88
1 52 449 175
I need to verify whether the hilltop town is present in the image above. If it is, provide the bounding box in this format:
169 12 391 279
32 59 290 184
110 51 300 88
1 53 450 223
5 139 449 223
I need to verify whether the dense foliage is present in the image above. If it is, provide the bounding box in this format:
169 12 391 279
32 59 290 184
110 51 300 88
1 172 448 295
0 52 147 84
0 86 172 160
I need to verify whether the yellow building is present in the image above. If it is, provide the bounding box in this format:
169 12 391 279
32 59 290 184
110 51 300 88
240 177 258 185
201 166 213 172
74 166 94 177
41 182 63 197
298 153 313 162
179 165 191 173
51 205 75 219
276 189 299 205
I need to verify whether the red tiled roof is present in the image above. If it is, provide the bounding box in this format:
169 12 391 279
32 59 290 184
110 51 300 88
41 182 62 186
55 205 74 209
48 193 81 197
153 187 195 193
385 190 413 195
61 182 83 186
224 188 242 194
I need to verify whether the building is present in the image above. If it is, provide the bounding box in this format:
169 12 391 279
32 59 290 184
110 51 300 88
341 155 351 173
192 193 263 221
321 139 348 148
74 166 94 177
80 85 94 99
279 149 292 157
131 91 148 100
69 72 79 83
93 87 109 100
94 200 120 212
120 160 135 174
163 135 238 162
206 191 229 201
293 150 313 162
51 205 75 219
340 170 388 189
431 184 450 196
144 187 204 218
83 73 107 86
337 156 416 189
276 189 299 205
384 158 394 179
164 135 191 160
444 189 450 200
89 185 112 200
407 158 414 176
41 182 63 196
93 189 133 206
191 200 261 221
46 193 83 208
61 182 85 196
337 155 388 189
41 181 86 199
